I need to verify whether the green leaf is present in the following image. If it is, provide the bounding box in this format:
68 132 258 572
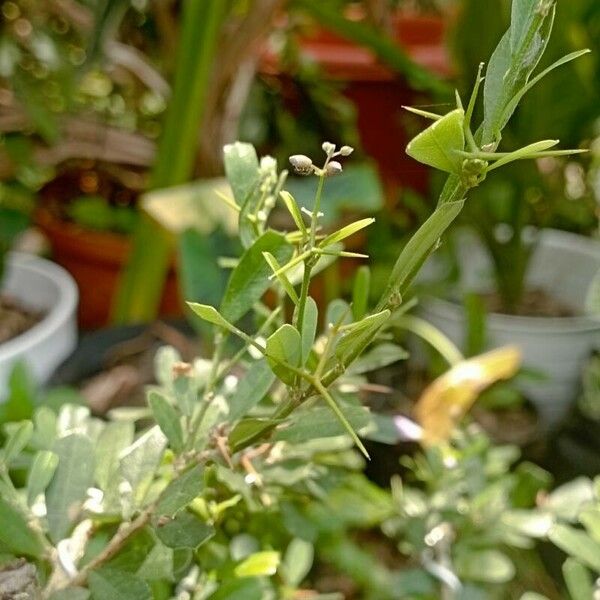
88 567 152 600
280 191 308 236
228 418 281 453
46 434 95 543
346 343 408 375
234 551 280 578
224 142 260 249
579 507 600 544
352 266 370 321
155 510 215 549
282 538 314 587
49 589 91 600
227 359 276 423
136 540 174 582
187 303 237 333
274 404 370 444
563 558 594 600
220 231 293 323
120 426 167 507
27 450 59 507
148 391 184 453
510 0 537 53
156 464 204 518
2 420 33 465
0 362 35 423
406 108 465 173
313 381 370 459
546 477 594 522
0 495 45 557
31 406 57 451
301 298 318 366
266 324 302 385
262 252 299 304
334 310 391 367
548 524 600 572
94 422 134 491
487 139 558 171
319 218 375 248
500 50 591 131
456 549 515 583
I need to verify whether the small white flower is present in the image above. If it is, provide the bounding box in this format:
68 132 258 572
322 141 336 155
325 161 343 176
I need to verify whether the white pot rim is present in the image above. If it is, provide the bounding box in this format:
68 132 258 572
0 253 79 360
422 228 600 334
422 295 600 334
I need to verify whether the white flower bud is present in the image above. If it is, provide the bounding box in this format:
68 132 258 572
322 141 336 155
339 145 354 156
289 154 313 175
325 161 343 176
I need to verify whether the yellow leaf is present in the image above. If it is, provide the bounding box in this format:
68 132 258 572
415 346 521 445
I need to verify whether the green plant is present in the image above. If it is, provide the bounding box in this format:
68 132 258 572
448 0 600 313
0 1 589 595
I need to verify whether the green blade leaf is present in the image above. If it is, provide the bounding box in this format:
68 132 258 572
46 434 96 543
352 266 371 321
187 303 237 333
2 420 33 465
335 310 391 367
263 252 299 304
227 359 276 423
120 426 167 508
156 464 204 518
320 218 375 248
282 539 314 587
224 142 260 249
228 418 282 453
487 139 559 171
27 450 59 507
155 510 215 549
301 297 318 366
455 549 515 583
274 404 370 444
563 558 594 600
148 390 184 453
88 568 152 600
0 495 45 557
313 380 369 459
406 108 465 173
94 421 134 492
280 190 308 236
266 324 302 385
548 524 600 572
346 343 408 375
220 231 293 324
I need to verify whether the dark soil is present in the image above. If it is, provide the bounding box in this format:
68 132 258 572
0 294 43 345
482 287 576 318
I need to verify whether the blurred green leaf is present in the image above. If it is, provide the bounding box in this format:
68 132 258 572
156 465 204 518
563 557 594 600
548 524 600 572
88 568 152 600
27 450 58 507
46 434 95 543
148 391 183 453
220 231 293 324
234 551 280 578
227 360 275 423
0 495 45 557
266 324 302 385
155 510 214 549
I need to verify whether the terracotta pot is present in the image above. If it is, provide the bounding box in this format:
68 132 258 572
36 207 181 330
261 12 452 199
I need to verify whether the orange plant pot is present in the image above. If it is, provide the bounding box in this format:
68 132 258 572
36 207 181 330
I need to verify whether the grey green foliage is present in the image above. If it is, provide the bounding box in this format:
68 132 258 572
0 2 592 597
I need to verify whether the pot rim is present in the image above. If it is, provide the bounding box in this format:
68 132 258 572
422 229 600 334
421 295 600 334
0 253 78 360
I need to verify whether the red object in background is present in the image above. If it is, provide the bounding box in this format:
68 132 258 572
262 13 451 200
36 207 181 330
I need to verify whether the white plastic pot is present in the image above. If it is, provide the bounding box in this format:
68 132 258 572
0 253 78 395
420 229 600 429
